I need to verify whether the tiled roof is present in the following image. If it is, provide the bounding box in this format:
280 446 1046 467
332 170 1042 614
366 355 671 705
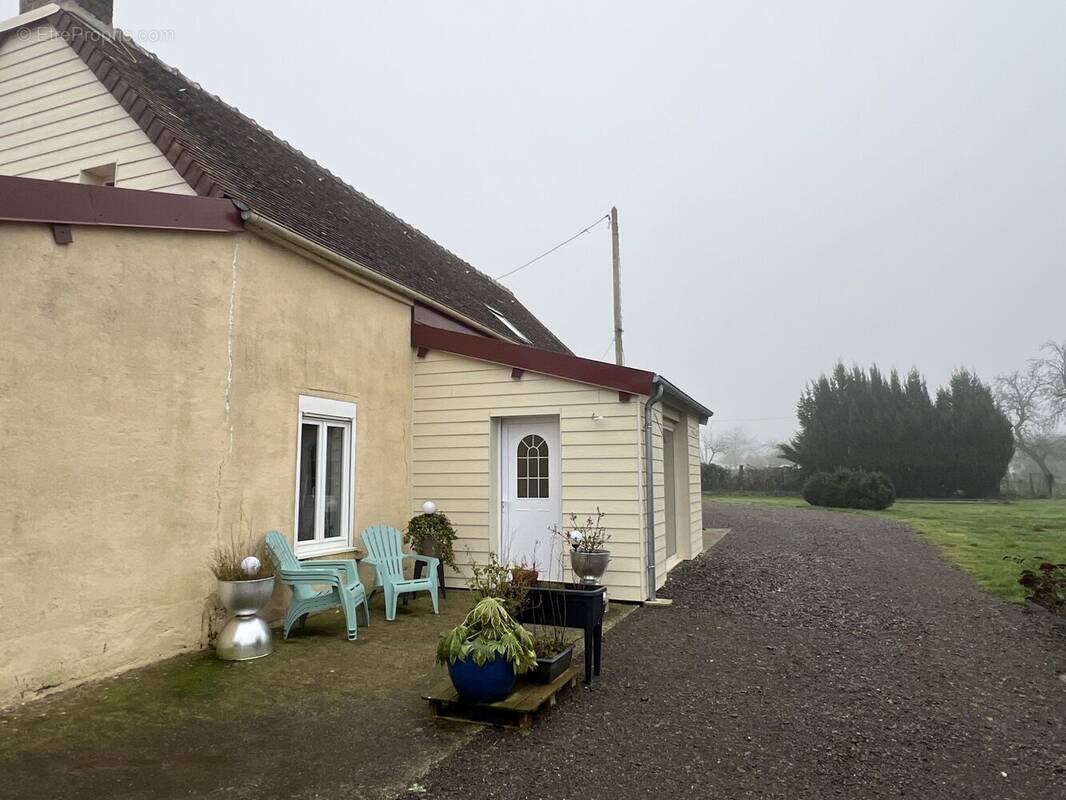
40 10 570 352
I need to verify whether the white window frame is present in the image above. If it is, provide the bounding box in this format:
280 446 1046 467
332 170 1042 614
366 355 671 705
293 395 357 558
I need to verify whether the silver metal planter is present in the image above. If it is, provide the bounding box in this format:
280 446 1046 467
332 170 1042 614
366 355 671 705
570 549 610 585
216 576 274 661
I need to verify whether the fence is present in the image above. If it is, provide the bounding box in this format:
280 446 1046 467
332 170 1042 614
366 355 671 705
999 475 1065 499
703 467 1065 499
701 463 805 493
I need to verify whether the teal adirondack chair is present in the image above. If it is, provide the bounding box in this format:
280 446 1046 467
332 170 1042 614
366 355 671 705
361 524 440 621
264 531 370 641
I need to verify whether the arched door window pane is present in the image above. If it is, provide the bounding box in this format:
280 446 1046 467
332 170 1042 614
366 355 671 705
517 434 549 498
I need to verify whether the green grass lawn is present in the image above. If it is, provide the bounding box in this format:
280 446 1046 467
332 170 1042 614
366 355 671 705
705 493 1066 602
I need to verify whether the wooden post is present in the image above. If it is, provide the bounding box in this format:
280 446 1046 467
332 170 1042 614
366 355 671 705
610 206 624 366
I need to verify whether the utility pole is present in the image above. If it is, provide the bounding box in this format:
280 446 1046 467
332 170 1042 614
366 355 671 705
610 206 625 366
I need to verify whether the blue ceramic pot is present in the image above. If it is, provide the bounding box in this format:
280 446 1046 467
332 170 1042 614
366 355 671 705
447 656 516 704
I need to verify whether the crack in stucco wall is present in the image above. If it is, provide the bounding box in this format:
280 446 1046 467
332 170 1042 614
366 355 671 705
214 238 240 534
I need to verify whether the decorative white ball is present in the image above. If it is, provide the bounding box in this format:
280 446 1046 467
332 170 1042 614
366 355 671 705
422 500 438 515
569 530 584 544
240 555 261 576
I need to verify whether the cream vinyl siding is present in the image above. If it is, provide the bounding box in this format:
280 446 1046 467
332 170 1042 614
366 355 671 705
0 22 194 194
641 405 705 592
412 350 646 602
687 412 704 557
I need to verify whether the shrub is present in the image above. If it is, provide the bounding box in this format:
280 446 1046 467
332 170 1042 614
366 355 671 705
1005 556 1066 615
802 468 896 510
802 472 831 506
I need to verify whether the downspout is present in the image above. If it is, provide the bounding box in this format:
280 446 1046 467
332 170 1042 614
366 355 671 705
644 378 665 601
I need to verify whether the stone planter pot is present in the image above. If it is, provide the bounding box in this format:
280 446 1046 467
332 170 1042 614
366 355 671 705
570 549 610 585
216 576 274 661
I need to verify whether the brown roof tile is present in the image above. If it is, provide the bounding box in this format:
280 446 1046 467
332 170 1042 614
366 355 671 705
38 10 568 352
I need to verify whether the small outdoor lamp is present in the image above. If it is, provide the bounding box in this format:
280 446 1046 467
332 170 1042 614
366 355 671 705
422 500 438 515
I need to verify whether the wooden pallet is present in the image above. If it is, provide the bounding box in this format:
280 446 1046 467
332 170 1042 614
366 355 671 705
424 664 582 729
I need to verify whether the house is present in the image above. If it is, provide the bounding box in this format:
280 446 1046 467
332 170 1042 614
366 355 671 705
0 0 711 706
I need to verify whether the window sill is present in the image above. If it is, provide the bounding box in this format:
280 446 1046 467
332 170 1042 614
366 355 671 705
295 539 355 560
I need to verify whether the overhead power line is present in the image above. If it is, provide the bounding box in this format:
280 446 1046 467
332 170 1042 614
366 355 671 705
599 336 616 361
494 213 610 281
710 416 796 423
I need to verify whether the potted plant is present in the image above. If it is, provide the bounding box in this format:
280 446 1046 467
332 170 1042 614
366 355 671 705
510 555 539 589
435 596 538 703
469 551 606 685
553 509 611 585
468 552 530 615
210 530 276 661
404 502 458 572
528 625 574 684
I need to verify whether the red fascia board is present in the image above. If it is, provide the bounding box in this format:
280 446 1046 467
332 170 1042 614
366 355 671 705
0 175 243 232
411 322 655 396
412 303 488 337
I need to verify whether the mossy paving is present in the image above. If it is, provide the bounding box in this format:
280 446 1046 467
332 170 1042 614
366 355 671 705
0 594 473 799
0 589 635 800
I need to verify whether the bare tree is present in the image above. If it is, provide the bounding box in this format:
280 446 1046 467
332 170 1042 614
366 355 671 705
715 425 757 468
1037 340 1066 422
996 365 1058 495
699 424 721 464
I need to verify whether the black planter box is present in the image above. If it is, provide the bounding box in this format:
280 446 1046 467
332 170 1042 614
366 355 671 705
528 645 574 685
517 582 606 685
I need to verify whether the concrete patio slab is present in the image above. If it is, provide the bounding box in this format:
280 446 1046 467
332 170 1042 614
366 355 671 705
0 589 634 800
702 527 731 551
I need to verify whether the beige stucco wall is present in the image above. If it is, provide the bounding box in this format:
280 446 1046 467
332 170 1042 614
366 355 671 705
411 350 647 601
0 223 413 707
0 22 194 193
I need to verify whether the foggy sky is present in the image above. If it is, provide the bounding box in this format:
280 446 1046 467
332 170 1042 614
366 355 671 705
115 1 1066 445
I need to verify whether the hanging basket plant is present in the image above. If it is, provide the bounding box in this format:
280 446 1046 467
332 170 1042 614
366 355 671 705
404 511 458 571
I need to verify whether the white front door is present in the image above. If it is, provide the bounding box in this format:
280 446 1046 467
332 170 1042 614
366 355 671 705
500 417 562 580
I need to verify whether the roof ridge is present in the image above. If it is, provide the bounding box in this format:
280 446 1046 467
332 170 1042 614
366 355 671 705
101 19 516 299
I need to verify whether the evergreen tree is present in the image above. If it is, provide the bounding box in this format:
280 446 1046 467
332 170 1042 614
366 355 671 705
780 363 1014 498
937 370 1015 497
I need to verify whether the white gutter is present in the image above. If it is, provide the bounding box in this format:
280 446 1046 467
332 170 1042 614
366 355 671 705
240 210 512 343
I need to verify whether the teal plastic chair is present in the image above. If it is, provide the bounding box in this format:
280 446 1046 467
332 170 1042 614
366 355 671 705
264 531 370 641
361 524 440 621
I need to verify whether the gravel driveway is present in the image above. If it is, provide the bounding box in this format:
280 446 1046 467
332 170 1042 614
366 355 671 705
401 501 1066 800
